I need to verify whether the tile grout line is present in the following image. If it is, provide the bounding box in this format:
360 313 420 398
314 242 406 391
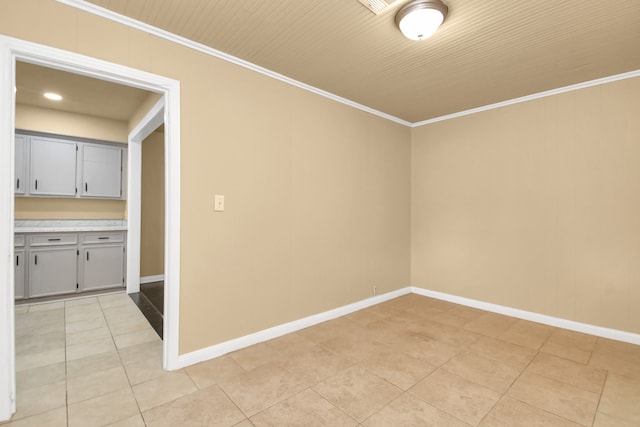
181 365 236 413
64 301 69 427
65 295 161 425
335 303 469 424
474 340 543 426
590 369 608 427
12 293 639 425
99 296 147 426
472 322 605 426
222 337 360 423
399 302 542 426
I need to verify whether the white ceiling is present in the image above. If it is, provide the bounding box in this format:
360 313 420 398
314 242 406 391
83 0 640 123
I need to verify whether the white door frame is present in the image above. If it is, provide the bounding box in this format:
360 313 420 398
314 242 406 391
0 35 182 421
127 96 166 296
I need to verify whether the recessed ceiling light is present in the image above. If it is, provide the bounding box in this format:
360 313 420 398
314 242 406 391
43 92 62 101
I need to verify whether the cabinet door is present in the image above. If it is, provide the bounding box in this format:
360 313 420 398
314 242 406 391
15 249 25 299
15 135 26 195
28 247 78 298
81 244 124 291
30 137 77 196
81 144 122 198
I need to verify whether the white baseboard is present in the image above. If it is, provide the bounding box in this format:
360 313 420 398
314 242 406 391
176 287 412 368
175 285 640 369
140 275 164 284
411 287 640 346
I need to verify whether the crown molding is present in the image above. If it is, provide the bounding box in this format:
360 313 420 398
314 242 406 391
55 0 412 127
411 69 640 127
56 1 640 129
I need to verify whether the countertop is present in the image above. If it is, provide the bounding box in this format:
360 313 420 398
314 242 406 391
15 220 127 233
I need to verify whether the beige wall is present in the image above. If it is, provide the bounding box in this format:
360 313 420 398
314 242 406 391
3 0 411 353
128 92 163 133
16 104 128 142
175 57 411 352
412 76 640 334
140 130 164 277
14 198 126 220
14 104 127 220
134 92 165 278
19 0 637 351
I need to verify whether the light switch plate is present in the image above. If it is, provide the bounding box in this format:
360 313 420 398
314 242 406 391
214 194 224 211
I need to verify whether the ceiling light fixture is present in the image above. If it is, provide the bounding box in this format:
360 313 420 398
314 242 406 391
43 92 62 101
395 0 448 41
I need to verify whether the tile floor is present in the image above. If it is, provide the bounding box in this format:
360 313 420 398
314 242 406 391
4 293 640 426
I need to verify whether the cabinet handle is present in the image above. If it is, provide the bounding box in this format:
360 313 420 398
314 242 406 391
16 178 19 189
47 238 61 242
85 183 88 192
35 179 38 190
16 255 19 267
34 255 37 265
98 237 109 240
86 251 89 261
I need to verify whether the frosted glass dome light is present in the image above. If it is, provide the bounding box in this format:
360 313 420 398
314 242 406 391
395 0 448 41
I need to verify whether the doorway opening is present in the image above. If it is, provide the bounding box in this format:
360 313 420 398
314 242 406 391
0 35 181 421
130 124 166 338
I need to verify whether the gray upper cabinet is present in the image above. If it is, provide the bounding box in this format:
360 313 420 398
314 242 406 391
30 136 77 197
80 144 123 198
15 134 26 195
16 131 127 200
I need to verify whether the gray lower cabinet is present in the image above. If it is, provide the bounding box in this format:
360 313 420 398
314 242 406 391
29 247 78 298
27 233 79 298
14 234 25 299
15 250 25 299
79 232 125 291
17 230 126 300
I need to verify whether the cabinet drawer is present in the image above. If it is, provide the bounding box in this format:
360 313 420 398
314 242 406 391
80 231 125 244
29 233 78 247
14 234 25 247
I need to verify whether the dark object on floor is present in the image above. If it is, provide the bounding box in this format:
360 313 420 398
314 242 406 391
130 284 163 339
141 281 164 312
